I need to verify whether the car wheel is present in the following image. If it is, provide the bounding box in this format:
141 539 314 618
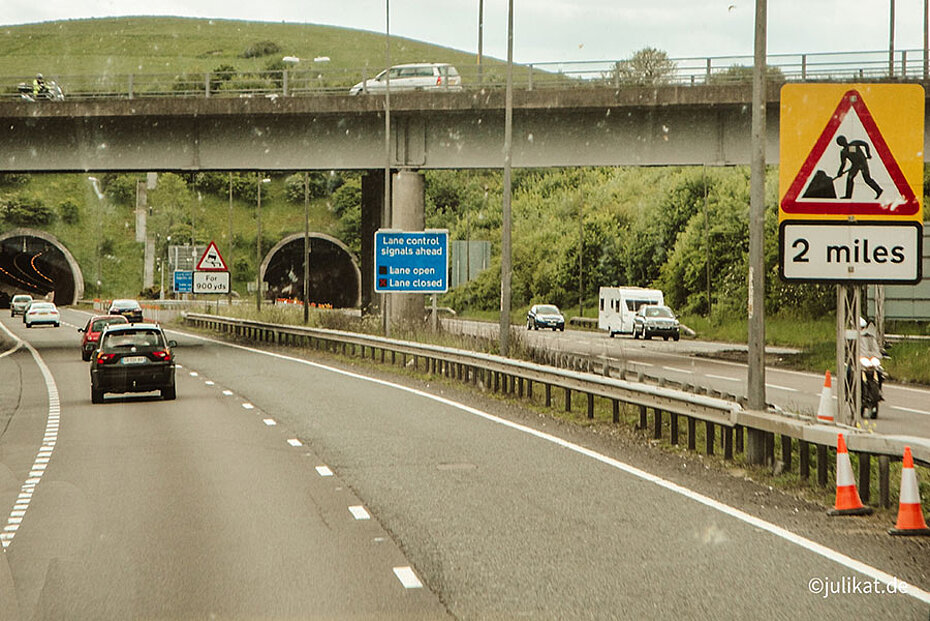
609 331 615 338
559 326 564 332
162 386 177 401
25 322 31 328
644 332 652 340
82 351 90 362
673 334 680 342
54 322 60 328
632 327 639 339
663 336 669 341
91 387 104 404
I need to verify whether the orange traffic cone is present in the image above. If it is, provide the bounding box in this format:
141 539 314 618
889 447 930 536
828 434 873 516
816 371 835 423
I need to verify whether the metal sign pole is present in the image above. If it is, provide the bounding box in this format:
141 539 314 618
836 284 861 426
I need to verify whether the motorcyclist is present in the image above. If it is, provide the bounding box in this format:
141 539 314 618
32 73 47 98
858 317 884 418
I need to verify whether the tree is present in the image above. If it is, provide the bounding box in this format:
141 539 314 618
617 47 677 86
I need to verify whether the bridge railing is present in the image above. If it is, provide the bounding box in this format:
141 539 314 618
182 311 929 514
3 48 927 101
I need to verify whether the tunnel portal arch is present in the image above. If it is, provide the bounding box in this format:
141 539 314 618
260 233 361 308
0 229 84 306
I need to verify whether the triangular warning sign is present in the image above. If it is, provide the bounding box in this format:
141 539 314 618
781 89 919 217
195 241 228 271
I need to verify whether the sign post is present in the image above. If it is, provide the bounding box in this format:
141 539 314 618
779 83 924 425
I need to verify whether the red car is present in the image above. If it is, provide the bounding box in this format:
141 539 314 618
78 314 130 361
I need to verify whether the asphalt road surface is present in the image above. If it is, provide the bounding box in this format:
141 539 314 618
0 308 927 619
444 318 930 439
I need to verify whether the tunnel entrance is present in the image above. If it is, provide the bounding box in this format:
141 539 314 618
260 233 361 308
0 229 84 307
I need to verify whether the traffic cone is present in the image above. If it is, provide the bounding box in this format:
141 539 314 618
889 447 930 536
828 434 873 516
816 371 835 422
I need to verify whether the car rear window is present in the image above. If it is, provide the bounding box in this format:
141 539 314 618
102 330 165 349
92 317 128 332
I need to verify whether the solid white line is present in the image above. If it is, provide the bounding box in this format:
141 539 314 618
348 505 370 520
315 465 334 477
392 566 423 589
706 374 740 382
765 383 798 393
891 406 930 416
287 438 302 447
172 328 930 605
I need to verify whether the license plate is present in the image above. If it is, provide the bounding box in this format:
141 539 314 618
121 356 148 365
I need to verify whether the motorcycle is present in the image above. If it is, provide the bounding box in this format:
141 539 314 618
17 80 64 102
859 354 885 419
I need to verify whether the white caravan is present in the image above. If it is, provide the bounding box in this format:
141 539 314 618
598 287 665 336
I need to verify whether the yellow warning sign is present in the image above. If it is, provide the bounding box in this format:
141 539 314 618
779 83 924 223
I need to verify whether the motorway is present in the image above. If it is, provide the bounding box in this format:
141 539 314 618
0 307 928 619
444 319 930 439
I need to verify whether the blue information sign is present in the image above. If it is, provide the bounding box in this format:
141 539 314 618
374 229 449 293
173 270 193 293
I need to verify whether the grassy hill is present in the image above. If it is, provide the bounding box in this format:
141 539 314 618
0 16 498 88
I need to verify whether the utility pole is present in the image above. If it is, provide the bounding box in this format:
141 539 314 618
499 0 514 356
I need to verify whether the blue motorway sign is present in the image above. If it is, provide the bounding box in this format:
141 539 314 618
374 229 449 293
173 270 193 293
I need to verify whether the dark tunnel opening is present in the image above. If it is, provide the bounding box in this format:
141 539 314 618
262 235 360 308
0 233 80 307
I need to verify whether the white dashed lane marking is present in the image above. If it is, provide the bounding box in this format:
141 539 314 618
315 465 334 477
242 403 255 410
204 380 215 386
393 566 423 589
262 418 276 426
287 438 302 447
707 374 740 382
348 506 370 520
222 390 233 396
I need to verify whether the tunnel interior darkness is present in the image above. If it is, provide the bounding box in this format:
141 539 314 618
262 235 360 308
0 234 77 306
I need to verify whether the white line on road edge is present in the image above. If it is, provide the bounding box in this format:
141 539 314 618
173 329 930 605
0 341 22 359
0 322 60 550
891 406 930 417
392 566 423 589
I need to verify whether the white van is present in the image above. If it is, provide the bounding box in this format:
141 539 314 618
598 287 664 337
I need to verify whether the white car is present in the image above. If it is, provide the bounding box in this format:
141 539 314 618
23 301 60 328
349 63 462 95
10 294 33 317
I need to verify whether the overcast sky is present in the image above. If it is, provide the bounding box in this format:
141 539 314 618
2 0 925 63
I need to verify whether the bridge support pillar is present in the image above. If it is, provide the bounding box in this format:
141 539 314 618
360 172 386 316
390 170 426 326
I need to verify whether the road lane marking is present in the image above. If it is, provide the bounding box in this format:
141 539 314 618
393 566 423 589
287 438 303 447
242 403 254 410
315 465 334 477
661 366 690 374
765 383 798 393
0 320 60 550
707 374 739 382
189 371 199 377
891 406 930 416
204 380 215 386
222 390 234 396
171 329 930 605
349 506 371 520
262 418 276 426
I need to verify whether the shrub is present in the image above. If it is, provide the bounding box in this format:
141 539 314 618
284 172 330 203
58 200 80 224
240 41 281 59
0 195 56 226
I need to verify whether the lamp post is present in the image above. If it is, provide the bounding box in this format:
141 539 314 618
256 176 271 312
382 0 393 337
87 176 104 301
303 172 310 324
499 0 514 356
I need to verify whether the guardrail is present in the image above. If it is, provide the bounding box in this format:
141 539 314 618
5 48 929 101
183 312 930 511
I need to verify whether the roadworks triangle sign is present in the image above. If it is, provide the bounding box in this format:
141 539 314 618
780 89 919 217
195 241 228 271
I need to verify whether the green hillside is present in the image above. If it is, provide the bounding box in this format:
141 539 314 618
0 16 497 88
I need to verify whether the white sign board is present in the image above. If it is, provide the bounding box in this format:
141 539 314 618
193 271 230 293
779 222 921 283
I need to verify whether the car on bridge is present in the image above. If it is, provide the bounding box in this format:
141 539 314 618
23 301 60 328
527 304 565 331
349 63 462 95
632 304 680 341
90 323 178 403
10 294 33 317
78 314 130 361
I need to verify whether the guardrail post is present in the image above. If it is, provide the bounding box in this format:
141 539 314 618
688 417 697 451
670 412 679 445
653 409 662 439
735 425 744 454
766 433 775 467
545 383 552 407
878 456 890 509
817 445 828 487
781 436 792 471
638 405 647 430
517 377 524 398
526 380 533 399
724 427 733 460
564 387 572 412
800 440 810 481
705 422 714 455
587 393 594 419
858 452 871 504
612 400 620 424
494 372 500 393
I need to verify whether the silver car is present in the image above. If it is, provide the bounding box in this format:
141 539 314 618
350 63 462 95
10 294 33 317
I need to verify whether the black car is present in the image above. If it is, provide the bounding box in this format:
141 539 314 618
107 298 144 323
632 305 680 341
90 323 177 403
526 304 565 331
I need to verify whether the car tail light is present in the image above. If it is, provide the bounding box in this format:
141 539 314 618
96 353 119 365
151 350 172 362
